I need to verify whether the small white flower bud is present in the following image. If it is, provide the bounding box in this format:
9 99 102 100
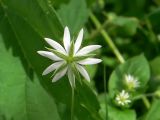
124 74 140 91
115 90 131 106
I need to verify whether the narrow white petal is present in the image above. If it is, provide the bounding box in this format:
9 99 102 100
68 67 75 88
121 90 126 96
76 45 101 56
52 67 68 82
116 97 120 101
125 94 129 98
121 103 125 106
63 26 71 53
37 51 62 61
74 29 83 54
125 100 131 103
42 61 64 75
44 38 66 54
75 64 90 82
77 58 102 65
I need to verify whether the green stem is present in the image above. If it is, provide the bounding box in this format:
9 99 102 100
89 20 109 40
103 66 108 120
89 12 125 64
71 87 75 120
90 11 151 109
133 93 155 100
133 93 155 109
142 96 150 109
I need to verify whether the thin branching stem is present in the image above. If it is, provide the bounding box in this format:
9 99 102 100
71 87 75 120
90 11 151 109
133 93 155 100
89 12 125 64
104 66 108 120
89 20 109 40
142 96 151 109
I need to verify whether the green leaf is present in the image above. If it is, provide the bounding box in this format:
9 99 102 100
148 8 160 33
85 65 98 80
57 0 88 35
150 56 160 78
108 105 136 120
98 94 136 120
145 99 160 120
76 82 103 120
51 0 70 8
107 13 139 36
108 55 150 98
0 0 102 119
105 0 146 17
51 0 95 8
1 0 69 105
149 56 160 91
113 16 139 36
26 78 61 120
26 77 61 120
86 0 96 7
2 0 63 39
0 16 60 120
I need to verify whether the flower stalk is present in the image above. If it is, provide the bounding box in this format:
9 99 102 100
103 66 108 120
89 12 125 64
71 87 75 120
37 26 102 119
90 12 151 109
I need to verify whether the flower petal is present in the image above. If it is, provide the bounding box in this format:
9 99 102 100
68 66 75 88
63 26 71 53
75 64 90 82
42 61 64 75
52 66 68 82
74 28 83 54
37 51 62 61
77 58 102 65
44 38 66 54
76 45 101 56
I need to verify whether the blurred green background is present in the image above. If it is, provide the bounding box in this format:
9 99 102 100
0 0 160 120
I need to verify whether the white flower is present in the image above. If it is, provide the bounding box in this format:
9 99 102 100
124 74 140 90
37 26 102 88
115 90 131 106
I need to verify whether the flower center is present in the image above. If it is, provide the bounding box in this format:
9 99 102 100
126 81 136 90
119 96 126 103
66 56 74 63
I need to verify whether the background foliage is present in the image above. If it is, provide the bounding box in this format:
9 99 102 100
0 0 160 120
